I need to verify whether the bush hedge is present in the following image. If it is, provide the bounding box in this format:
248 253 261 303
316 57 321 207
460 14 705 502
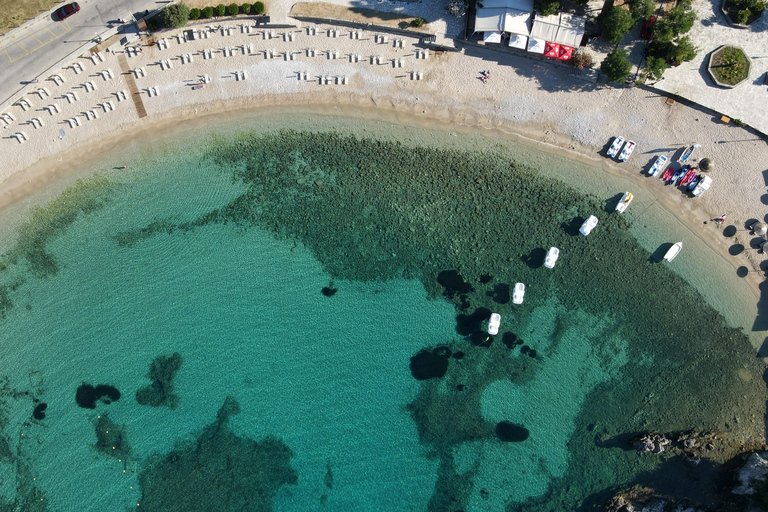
161 2 190 28
253 1 265 14
189 8 201 19
241 3 252 14
216 4 227 15
202 6 214 17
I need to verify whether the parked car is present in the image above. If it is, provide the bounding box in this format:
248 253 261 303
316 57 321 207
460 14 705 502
57 2 80 20
641 16 657 39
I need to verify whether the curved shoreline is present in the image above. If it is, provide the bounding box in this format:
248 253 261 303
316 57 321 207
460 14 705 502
1 23 766 340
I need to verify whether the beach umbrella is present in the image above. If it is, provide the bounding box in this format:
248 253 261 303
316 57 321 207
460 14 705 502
699 158 714 172
754 222 767 236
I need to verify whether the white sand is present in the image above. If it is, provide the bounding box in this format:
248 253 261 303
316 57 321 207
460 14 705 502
1 19 767 295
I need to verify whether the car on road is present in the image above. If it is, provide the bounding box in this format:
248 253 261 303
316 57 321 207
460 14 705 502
57 2 80 20
641 16 657 39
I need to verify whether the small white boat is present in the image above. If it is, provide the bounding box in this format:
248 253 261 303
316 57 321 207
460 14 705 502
488 313 501 335
580 215 598 236
607 136 625 159
617 140 636 162
663 241 683 262
615 192 633 213
649 155 668 176
678 144 701 164
544 247 559 269
692 175 712 197
512 283 525 304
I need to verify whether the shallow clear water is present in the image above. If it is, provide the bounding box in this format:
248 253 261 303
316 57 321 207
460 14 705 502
0 112 764 512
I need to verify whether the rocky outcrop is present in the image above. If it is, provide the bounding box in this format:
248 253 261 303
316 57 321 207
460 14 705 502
732 451 768 495
603 487 708 512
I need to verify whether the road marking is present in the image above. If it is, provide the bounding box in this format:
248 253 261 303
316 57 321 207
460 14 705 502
1 19 72 63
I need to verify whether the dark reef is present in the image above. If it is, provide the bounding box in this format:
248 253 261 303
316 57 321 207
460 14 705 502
495 421 530 442
136 352 183 409
94 413 130 459
32 403 47 420
137 396 297 512
75 383 120 409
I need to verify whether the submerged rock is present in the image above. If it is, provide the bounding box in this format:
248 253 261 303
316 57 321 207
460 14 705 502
409 347 451 380
94 413 130 459
137 396 297 512
631 433 671 454
437 270 473 298
136 352 183 409
495 421 529 442
321 285 337 297
733 451 768 495
75 383 120 409
32 403 47 420
455 307 491 336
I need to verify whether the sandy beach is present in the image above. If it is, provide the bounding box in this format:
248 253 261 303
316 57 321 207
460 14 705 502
2 17 767 306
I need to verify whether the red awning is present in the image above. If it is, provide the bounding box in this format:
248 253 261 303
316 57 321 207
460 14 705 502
558 45 574 61
544 42 560 58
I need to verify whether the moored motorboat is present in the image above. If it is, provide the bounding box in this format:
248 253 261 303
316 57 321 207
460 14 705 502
607 136 625 159
670 166 687 185
615 192 633 213
663 241 683 262
687 174 701 190
649 155 668 176
513 283 525 304
692 175 712 197
679 144 701 164
580 215 598 236
488 313 501 335
617 141 636 162
544 247 559 269
679 168 697 187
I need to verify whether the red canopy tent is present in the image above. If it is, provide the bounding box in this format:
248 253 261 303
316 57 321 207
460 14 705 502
558 45 574 61
544 42 560 58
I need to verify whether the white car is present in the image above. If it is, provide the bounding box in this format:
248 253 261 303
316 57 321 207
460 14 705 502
488 313 501 335
544 247 559 269
580 215 598 236
512 283 525 304
692 175 712 197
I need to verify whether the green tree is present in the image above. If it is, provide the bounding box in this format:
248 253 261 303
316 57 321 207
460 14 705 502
667 0 696 34
644 55 667 80
667 35 697 64
535 0 561 16
241 3 252 14
253 1 265 14
202 6 214 17
189 7 201 19
161 2 190 28
627 0 655 21
601 48 633 82
412 17 425 27
599 7 635 44
216 4 227 15
227 3 239 15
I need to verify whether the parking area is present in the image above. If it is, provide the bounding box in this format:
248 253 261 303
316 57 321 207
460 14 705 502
0 17 71 63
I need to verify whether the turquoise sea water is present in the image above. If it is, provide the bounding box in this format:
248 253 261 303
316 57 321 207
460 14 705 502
0 112 765 512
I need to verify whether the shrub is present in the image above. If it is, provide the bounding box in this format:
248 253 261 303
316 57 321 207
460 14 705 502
253 1 265 14
601 48 633 83
227 3 238 15
241 3 251 13
535 0 560 16
189 7 201 19
628 0 655 21
733 118 745 127
412 17 425 27
736 8 750 21
202 6 214 17
161 2 190 28
146 16 160 30
709 46 749 85
216 4 227 15
571 49 593 69
598 6 634 43
724 0 765 24
644 55 667 80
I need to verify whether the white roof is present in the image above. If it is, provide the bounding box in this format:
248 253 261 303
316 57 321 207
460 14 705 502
527 36 545 54
555 13 585 47
475 0 534 35
483 31 502 43
476 7 532 35
531 13 559 41
508 33 528 49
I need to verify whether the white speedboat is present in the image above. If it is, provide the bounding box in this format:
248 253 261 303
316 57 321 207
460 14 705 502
607 136 625 159
544 247 559 269
692 175 712 197
580 215 598 236
488 313 501 335
615 192 633 213
512 283 525 304
617 140 636 162
663 242 682 262
649 155 667 176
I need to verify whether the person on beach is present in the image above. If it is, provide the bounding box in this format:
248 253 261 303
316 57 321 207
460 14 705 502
715 214 726 225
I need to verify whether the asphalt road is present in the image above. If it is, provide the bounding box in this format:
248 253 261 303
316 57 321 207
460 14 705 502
0 0 163 106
